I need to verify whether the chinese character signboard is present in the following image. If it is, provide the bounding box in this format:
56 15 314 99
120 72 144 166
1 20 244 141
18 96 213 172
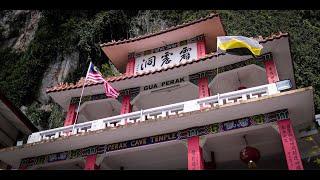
134 35 204 74
277 119 304 170
187 136 204 170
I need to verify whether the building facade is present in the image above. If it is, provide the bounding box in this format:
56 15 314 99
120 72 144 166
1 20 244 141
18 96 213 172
0 91 38 169
0 13 318 170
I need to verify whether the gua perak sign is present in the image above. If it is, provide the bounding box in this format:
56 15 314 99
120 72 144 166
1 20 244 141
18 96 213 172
142 76 188 91
134 35 204 74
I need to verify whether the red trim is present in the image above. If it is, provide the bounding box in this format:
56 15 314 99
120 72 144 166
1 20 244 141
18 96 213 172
277 119 304 170
84 154 97 170
126 57 135 76
187 136 205 170
264 59 279 83
63 104 77 126
197 39 206 59
198 77 210 98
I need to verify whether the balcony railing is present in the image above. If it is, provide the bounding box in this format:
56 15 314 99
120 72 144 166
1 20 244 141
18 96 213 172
27 80 292 144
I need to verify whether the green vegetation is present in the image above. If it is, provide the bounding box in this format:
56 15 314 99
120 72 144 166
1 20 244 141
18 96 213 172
0 10 319 130
218 10 320 112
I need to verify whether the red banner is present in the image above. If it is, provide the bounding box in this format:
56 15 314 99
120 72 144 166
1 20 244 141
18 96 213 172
188 136 204 170
198 77 210 99
277 119 304 170
126 58 135 76
120 95 132 114
197 40 206 59
264 59 279 83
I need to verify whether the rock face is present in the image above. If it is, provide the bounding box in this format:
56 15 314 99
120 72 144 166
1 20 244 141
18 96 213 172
129 10 170 37
0 10 41 51
38 51 80 104
13 11 41 51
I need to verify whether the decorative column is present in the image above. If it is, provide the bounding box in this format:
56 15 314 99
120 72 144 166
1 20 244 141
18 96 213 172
277 119 304 170
118 87 140 124
189 70 215 100
126 53 135 76
63 104 77 126
187 136 205 170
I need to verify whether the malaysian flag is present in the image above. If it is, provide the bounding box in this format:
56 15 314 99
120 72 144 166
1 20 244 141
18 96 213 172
86 62 119 98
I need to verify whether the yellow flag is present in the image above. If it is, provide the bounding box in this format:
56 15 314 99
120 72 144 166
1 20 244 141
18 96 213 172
217 36 263 56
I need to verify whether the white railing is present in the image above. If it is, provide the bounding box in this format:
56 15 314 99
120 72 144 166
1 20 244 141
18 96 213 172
27 80 292 144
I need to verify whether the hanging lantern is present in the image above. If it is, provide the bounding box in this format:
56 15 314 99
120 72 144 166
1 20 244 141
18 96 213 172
240 135 261 169
240 146 260 169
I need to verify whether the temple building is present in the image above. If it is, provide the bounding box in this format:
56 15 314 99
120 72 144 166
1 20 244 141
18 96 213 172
0 91 38 169
0 13 319 170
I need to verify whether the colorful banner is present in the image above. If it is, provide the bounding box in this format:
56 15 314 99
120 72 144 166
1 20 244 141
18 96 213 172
20 109 288 168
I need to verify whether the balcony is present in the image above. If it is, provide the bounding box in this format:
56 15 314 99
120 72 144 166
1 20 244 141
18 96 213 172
27 80 292 144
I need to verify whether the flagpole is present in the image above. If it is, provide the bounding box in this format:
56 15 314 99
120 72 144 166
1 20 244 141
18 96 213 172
72 61 92 133
216 40 220 104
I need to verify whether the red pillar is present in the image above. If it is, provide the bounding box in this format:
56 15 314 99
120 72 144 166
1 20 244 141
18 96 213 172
120 95 132 114
197 38 210 99
84 154 97 170
265 58 303 170
126 57 135 76
197 39 206 59
198 77 210 98
264 59 279 83
193 40 209 170
120 94 132 125
277 119 304 170
64 104 77 126
187 136 205 170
